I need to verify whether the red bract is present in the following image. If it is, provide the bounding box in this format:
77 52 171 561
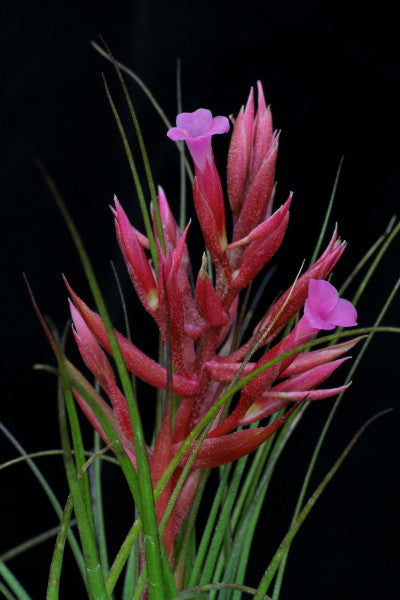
63 85 358 566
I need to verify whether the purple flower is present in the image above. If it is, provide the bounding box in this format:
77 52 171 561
304 279 357 330
167 109 229 169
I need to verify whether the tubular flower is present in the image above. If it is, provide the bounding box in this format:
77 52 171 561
167 108 230 170
64 85 358 567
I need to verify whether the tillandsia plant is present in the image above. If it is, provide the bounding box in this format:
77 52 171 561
1 47 399 600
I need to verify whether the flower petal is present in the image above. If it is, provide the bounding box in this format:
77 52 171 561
327 298 358 327
209 115 230 135
308 279 338 316
176 109 212 138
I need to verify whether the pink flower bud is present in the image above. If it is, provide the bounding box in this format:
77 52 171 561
192 165 231 278
114 197 158 314
227 88 254 215
195 254 229 327
227 82 277 238
227 196 291 296
156 186 180 248
156 224 196 378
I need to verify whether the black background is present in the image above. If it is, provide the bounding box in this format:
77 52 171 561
2 1 399 598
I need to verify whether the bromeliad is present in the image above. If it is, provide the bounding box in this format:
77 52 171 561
64 83 358 568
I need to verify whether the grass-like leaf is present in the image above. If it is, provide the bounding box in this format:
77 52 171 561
351 219 400 306
174 582 272 599
0 579 16 600
0 448 117 473
188 465 232 587
35 162 168 599
254 409 393 599
56 350 108 599
92 433 110 579
121 541 137 600
309 158 343 266
0 561 32 600
99 38 165 253
0 422 86 582
0 522 76 564
91 41 172 131
90 41 193 183
61 361 96 540
47 443 116 600
199 453 249 586
106 519 141 594
46 496 74 600
219 407 307 600
174 470 209 588
338 216 395 297
101 76 159 269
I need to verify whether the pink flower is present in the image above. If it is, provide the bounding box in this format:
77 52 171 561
167 108 229 169
304 279 357 330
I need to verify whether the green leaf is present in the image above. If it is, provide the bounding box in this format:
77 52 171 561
121 542 137 600
0 561 32 600
0 423 86 583
106 519 142 595
92 433 110 579
36 163 166 599
175 470 209 589
173 582 273 599
188 466 231 587
221 406 307 600
0 522 75 565
309 158 343 265
46 496 74 600
57 351 109 599
100 77 159 269
99 39 165 253
90 41 193 183
0 579 17 600
200 453 249 585
254 409 393 599
94 322 400 596
0 448 117 474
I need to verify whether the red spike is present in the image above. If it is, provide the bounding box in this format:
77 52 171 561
238 384 350 426
175 408 294 469
64 278 198 396
227 107 249 216
195 254 229 327
157 186 180 247
205 360 255 381
233 132 279 242
227 197 290 297
280 337 363 377
114 197 158 314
